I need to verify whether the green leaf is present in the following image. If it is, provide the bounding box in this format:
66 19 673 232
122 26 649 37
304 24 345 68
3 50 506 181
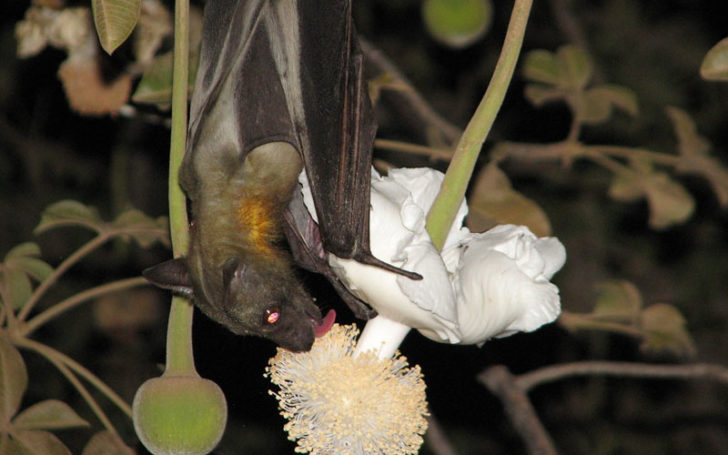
131 51 174 105
593 280 642 322
92 0 141 55
5 243 41 261
1 242 53 309
575 89 612 124
609 160 694 229
132 51 199 105
1 268 32 310
112 209 170 248
82 431 135 455
466 164 552 236
640 303 696 357
643 172 695 229
0 338 28 423
700 36 728 81
556 44 593 90
589 84 639 116
1 437 31 455
11 258 53 284
522 49 561 85
13 400 89 431
665 107 728 207
4 243 53 283
34 201 104 235
666 106 711 157
608 171 645 203
694 161 728 208
11 430 71 455
523 84 564 107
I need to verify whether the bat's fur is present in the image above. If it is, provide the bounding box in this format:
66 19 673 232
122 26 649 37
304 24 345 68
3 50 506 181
145 143 323 352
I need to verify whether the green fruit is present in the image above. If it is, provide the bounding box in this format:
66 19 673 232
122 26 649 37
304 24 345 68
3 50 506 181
422 0 493 49
133 375 227 455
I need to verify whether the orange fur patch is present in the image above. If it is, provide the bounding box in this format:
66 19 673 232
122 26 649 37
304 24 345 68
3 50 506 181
237 197 278 256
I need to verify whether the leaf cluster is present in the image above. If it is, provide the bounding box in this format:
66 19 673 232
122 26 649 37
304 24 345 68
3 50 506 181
0 201 169 454
559 280 696 358
488 44 728 230
523 44 638 127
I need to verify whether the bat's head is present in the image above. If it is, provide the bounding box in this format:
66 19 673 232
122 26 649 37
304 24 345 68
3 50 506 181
143 256 329 352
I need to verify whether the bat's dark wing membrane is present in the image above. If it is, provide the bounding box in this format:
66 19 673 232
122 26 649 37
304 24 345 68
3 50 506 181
292 1 420 279
181 0 298 197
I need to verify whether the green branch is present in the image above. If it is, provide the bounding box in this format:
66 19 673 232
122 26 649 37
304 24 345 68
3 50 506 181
21 276 148 337
163 0 196 377
425 0 533 250
14 337 132 434
18 234 109 322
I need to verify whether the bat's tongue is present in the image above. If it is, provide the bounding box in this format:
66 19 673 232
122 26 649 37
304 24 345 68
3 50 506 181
314 309 336 338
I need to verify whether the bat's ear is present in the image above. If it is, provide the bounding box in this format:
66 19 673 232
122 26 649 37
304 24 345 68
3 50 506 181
143 258 194 296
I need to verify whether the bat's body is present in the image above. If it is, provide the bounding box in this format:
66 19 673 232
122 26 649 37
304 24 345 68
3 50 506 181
144 0 419 352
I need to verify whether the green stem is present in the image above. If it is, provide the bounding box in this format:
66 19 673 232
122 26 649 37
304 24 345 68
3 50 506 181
18 234 109 322
14 337 132 431
425 0 533 250
495 141 682 169
558 312 643 338
585 145 682 167
20 276 148 337
165 295 197 376
374 138 453 161
163 0 195 377
169 0 190 254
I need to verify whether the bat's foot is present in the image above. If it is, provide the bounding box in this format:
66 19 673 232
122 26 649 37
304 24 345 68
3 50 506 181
354 252 423 281
350 301 378 320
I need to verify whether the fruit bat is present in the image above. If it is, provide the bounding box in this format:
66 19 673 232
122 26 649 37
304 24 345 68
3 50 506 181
143 0 420 352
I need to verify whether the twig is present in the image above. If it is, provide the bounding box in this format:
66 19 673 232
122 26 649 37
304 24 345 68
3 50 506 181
425 413 460 455
21 276 149 337
359 38 463 146
478 366 558 455
480 360 728 455
13 337 132 436
374 138 453 161
14 337 133 418
516 361 728 392
18 234 110 322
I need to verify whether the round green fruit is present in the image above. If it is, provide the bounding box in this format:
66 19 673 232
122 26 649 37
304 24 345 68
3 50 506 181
422 0 493 49
133 375 227 455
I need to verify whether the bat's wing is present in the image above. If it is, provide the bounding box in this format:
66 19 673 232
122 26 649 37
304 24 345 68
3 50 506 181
291 1 420 279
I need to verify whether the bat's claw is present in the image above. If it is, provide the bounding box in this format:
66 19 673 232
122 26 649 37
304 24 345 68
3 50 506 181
354 252 423 281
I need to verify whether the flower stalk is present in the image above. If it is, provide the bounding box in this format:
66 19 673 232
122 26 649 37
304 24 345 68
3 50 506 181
425 0 533 250
354 315 412 360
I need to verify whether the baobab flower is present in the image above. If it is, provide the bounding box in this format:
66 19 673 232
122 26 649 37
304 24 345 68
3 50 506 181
266 167 566 454
303 167 566 354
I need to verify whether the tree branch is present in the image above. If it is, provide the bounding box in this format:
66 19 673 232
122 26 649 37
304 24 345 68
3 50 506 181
479 360 728 455
425 413 460 455
516 361 728 392
478 366 558 455
360 38 463 147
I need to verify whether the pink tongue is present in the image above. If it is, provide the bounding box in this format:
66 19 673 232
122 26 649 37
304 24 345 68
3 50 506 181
314 309 336 338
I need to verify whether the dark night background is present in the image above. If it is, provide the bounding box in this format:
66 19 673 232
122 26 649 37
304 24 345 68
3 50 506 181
2 0 728 453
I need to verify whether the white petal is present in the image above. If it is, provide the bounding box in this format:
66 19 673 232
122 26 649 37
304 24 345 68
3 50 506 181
431 226 565 345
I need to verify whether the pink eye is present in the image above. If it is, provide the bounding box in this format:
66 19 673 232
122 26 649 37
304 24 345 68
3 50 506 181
265 307 280 324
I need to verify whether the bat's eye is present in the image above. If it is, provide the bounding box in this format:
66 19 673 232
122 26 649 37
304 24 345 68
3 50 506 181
264 307 280 325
